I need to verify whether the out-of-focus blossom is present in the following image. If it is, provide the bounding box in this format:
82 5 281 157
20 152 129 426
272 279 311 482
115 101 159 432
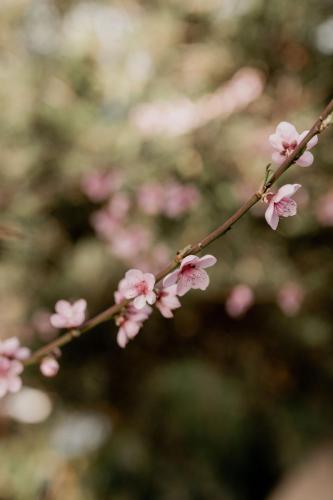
110 225 151 261
81 170 122 202
40 356 60 377
269 122 318 167
163 183 200 218
277 282 304 316
225 284 254 318
121 269 156 309
131 67 264 137
163 254 217 296
31 310 58 341
90 193 130 241
0 337 30 361
137 182 165 215
50 299 87 329
264 184 301 230
155 285 181 318
0 337 30 399
315 190 333 226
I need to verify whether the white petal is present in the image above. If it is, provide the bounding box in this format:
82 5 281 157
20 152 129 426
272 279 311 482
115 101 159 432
265 203 279 230
198 255 217 269
275 184 301 203
50 314 66 329
296 151 314 167
276 121 299 142
163 270 179 288
180 255 198 269
144 273 156 290
146 291 156 305
133 295 146 309
177 275 194 297
272 151 285 165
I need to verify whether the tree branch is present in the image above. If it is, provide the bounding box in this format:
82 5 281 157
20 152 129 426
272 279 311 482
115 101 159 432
25 98 333 366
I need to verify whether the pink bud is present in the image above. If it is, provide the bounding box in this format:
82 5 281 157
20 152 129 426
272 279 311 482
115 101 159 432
40 357 59 377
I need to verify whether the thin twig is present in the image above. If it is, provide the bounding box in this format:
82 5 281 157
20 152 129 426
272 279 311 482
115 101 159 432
25 98 333 365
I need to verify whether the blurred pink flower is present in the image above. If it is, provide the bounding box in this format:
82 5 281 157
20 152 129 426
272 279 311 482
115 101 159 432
137 182 165 215
315 190 333 226
122 270 156 309
50 299 87 329
277 282 304 316
225 284 254 318
40 356 59 377
81 170 122 202
156 285 181 318
269 121 318 167
163 183 200 218
163 254 217 297
0 337 30 398
264 184 301 230
90 193 130 242
110 225 151 261
0 337 30 361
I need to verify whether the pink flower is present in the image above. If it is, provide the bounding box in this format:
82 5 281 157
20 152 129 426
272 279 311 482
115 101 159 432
163 183 200 218
40 356 59 377
50 299 87 329
137 182 165 215
269 121 318 167
90 194 130 242
264 184 301 230
110 225 151 261
225 284 254 318
81 170 122 202
0 337 30 398
277 282 304 316
155 285 181 318
163 254 217 297
0 337 30 361
122 270 156 309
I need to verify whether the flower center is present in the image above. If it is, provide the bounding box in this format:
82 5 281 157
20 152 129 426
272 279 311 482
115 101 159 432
282 140 297 156
136 280 149 295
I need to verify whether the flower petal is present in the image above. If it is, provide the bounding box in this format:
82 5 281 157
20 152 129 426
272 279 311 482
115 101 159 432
146 291 156 305
117 328 128 348
124 320 141 339
265 203 279 230
272 151 284 165
163 270 179 288
143 273 156 290
198 255 217 269
133 295 146 309
55 300 72 317
275 184 301 203
190 268 210 291
50 314 67 329
276 121 299 142
177 275 194 296
180 255 199 269
296 151 314 167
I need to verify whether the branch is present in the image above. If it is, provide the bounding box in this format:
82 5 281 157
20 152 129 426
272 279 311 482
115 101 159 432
25 98 333 366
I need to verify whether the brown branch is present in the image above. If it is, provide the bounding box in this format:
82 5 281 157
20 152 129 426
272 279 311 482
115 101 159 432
25 98 333 366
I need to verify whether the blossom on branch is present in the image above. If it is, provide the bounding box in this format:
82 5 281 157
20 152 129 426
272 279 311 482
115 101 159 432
269 121 318 167
264 184 301 230
163 254 217 297
122 269 156 309
50 299 87 329
155 285 181 318
40 356 59 377
0 337 30 398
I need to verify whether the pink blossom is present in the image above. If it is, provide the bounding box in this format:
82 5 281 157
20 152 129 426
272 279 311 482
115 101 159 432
50 299 87 329
81 170 122 202
0 337 30 361
137 182 165 215
315 190 333 226
155 285 181 318
0 337 30 398
264 184 301 230
225 284 254 318
163 183 200 218
163 254 217 297
114 283 152 347
110 225 151 261
277 282 304 316
91 194 130 242
122 269 156 309
32 310 58 341
269 121 318 167
40 356 59 377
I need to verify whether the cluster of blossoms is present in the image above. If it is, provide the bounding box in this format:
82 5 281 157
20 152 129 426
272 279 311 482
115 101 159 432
3 119 320 399
0 337 30 398
113 254 217 348
137 181 200 218
84 169 200 269
263 121 318 230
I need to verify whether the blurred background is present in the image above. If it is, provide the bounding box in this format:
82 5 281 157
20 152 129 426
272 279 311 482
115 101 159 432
0 0 333 498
